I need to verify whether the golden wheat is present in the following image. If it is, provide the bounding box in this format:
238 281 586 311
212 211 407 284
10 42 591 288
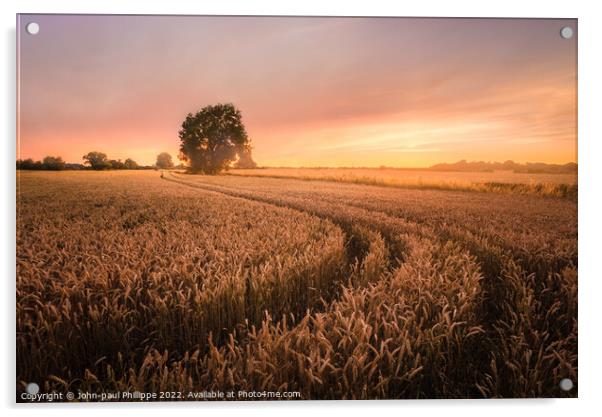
227 168 577 199
16 170 577 400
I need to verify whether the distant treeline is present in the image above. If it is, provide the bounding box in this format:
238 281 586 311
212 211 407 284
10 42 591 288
428 160 578 174
17 156 153 171
16 152 184 171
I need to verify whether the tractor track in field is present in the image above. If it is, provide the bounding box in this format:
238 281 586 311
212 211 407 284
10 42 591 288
160 171 568 376
164 172 576 280
161 171 574 323
161 171 416 281
161 171 500 396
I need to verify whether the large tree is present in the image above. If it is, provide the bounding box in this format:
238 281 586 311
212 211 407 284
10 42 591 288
178 103 251 174
83 151 110 170
155 152 174 169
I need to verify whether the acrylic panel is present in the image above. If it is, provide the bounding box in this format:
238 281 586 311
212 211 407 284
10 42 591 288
16 14 577 402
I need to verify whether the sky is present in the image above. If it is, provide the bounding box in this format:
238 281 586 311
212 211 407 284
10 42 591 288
17 15 577 167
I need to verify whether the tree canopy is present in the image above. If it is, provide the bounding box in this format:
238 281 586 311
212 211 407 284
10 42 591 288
83 151 111 170
156 152 174 169
178 103 252 174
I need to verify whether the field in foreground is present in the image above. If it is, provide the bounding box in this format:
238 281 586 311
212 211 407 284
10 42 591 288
17 170 577 399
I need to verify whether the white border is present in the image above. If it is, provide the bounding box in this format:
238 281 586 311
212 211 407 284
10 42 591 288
2 1 601 416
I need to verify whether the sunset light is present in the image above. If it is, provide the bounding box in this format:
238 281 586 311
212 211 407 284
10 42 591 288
17 16 576 167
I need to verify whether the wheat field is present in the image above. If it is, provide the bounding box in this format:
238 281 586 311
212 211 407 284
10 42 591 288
229 168 577 199
16 170 577 400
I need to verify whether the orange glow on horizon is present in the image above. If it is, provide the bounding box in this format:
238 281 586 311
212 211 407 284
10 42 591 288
17 16 577 167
